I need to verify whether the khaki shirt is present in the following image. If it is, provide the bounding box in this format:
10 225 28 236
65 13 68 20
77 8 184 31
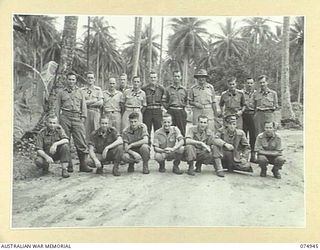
102 90 123 112
142 84 166 106
255 132 282 152
165 85 188 107
153 126 183 149
81 85 103 109
219 89 245 115
186 125 224 149
253 88 278 111
36 125 68 154
122 123 149 144
216 127 250 162
121 89 147 108
56 87 87 118
244 89 256 111
189 83 216 106
88 127 120 154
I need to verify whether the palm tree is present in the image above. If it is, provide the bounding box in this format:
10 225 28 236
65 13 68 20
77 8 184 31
132 17 143 77
198 38 217 69
290 16 304 103
281 16 295 122
168 17 209 86
212 18 247 63
122 23 160 82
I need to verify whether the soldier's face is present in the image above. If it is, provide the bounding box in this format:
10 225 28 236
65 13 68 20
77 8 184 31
132 78 141 89
197 77 206 84
228 80 237 91
226 121 237 132
162 117 172 130
100 119 110 130
259 78 268 90
47 118 58 130
129 118 139 130
67 75 76 87
120 76 127 86
198 118 208 131
150 73 158 84
173 72 181 84
264 122 274 136
109 78 116 90
87 73 95 85
246 79 254 90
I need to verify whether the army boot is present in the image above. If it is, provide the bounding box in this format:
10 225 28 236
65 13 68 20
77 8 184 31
195 161 202 173
78 153 93 172
172 159 183 175
250 151 257 163
272 166 281 179
127 163 135 173
67 160 74 173
96 166 103 174
112 163 121 176
42 163 49 175
213 158 225 177
158 162 166 173
142 162 150 174
61 163 70 178
260 167 267 177
187 161 195 176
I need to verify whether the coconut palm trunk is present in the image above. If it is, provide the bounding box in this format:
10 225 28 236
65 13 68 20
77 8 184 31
280 16 295 121
132 17 143 77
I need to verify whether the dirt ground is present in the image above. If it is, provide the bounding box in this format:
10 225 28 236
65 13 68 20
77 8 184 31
11 129 304 228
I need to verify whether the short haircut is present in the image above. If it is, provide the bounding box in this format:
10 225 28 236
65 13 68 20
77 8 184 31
264 121 275 128
100 116 110 121
129 112 140 120
227 76 237 83
120 73 127 78
162 113 172 120
258 75 268 81
150 71 157 76
198 115 209 122
247 77 253 80
173 70 181 75
46 114 58 121
132 75 140 81
66 71 76 78
86 71 95 76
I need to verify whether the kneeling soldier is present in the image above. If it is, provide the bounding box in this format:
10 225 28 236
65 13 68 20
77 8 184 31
217 115 253 173
255 121 285 179
87 116 124 176
153 113 184 174
35 115 71 178
122 112 150 174
185 115 225 177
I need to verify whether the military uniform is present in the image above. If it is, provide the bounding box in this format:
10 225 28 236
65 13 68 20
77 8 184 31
243 89 257 154
102 89 123 132
56 86 91 172
189 83 216 131
253 88 278 134
216 127 252 172
142 84 166 142
185 125 225 176
81 85 103 138
121 88 147 129
122 123 150 173
153 126 184 173
165 84 188 136
219 89 246 129
87 126 123 175
34 125 70 171
255 131 285 178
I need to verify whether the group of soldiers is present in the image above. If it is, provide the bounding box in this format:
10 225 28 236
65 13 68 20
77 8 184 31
35 69 285 179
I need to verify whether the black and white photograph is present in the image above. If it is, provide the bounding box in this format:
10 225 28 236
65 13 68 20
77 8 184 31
12 14 304 228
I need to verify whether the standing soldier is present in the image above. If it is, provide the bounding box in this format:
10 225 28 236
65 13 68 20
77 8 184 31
165 70 188 136
153 113 184 174
243 77 257 162
255 121 285 179
142 71 166 144
55 71 92 173
118 73 131 92
87 116 124 176
34 115 71 178
184 115 225 177
102 77 123 132
189 69 218 132
81 71 103 138
122 112 150 174
120 76 147 129
216 115 253 173
253 75 278 135
219 76 246 129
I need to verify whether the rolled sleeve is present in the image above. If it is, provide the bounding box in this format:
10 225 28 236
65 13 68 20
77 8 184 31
185 127 194 139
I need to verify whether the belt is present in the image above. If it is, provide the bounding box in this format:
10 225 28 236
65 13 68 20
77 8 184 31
193 104 212 109
244 110 255 114
169 106 184 110
61 110 81 117
146 105 162 109
88 107 100 112
257 109 274 113
125 107 141 111
104 110 120 114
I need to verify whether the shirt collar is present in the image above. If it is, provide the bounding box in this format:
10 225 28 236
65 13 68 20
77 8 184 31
260 87 271 94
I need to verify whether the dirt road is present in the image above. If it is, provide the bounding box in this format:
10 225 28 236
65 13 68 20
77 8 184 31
12 129 304 228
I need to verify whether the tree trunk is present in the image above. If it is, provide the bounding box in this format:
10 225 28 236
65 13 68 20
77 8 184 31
281 16 295 121
182 56 188 87
297 63 303 104
147 17 153 74
33 49 37 79
132 17 143 77
159 17 164 84
96 34 100 86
